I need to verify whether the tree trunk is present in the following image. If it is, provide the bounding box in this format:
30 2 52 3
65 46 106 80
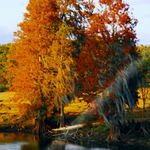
106 126 121 142
60 103 65 127
35 119 45 134
39 119 45 133
38 131 46 149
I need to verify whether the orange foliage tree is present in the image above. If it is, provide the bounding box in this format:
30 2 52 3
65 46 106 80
75 0 141 141
76 0 138 96
6 0 75 129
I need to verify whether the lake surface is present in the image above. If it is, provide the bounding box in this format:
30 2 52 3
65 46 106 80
0 132 147 150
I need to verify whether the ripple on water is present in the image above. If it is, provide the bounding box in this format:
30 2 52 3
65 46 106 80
0 142 28 150
65 144 110 150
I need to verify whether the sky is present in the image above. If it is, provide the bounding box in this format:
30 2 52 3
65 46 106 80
0 0 150 46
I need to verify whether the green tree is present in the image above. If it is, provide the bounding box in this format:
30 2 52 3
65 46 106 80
0 43 11 91
136 45 150 117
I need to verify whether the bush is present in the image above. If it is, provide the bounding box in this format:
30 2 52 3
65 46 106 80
0 85 8 92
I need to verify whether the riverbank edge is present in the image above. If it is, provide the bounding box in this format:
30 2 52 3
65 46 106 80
0 124 150 149
48 133 150 149
45 124 150 149
0 125 38 134
46 134 150 150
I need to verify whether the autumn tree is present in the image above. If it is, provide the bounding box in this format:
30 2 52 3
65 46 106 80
6 0 75 130
57 0 95 97
46 24 76 127
76 0 138 93
75 0 141 141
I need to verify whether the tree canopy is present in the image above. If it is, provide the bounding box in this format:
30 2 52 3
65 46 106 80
6 0 76 125
5 0 142 136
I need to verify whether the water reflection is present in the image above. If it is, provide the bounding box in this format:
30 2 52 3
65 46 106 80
0 132 110 150
0 132 39 150
0 132 147 150
0 142 28 150
43 139 148 150
49 140 110 150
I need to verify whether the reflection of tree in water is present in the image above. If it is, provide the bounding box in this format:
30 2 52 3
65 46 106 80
21 133 53 150
21 144 38 150
49 140 110 150
49 140 66 150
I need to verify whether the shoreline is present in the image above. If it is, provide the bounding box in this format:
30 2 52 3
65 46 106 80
45 123 150 149
0 125 38 134
0 123 150 149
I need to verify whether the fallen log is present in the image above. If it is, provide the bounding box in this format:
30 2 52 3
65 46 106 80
52 123 86 132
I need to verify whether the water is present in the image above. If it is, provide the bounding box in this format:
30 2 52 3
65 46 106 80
0 132 147 150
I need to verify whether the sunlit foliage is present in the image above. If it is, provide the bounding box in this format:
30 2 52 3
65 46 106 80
4 0 142 138
6 0 76 126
